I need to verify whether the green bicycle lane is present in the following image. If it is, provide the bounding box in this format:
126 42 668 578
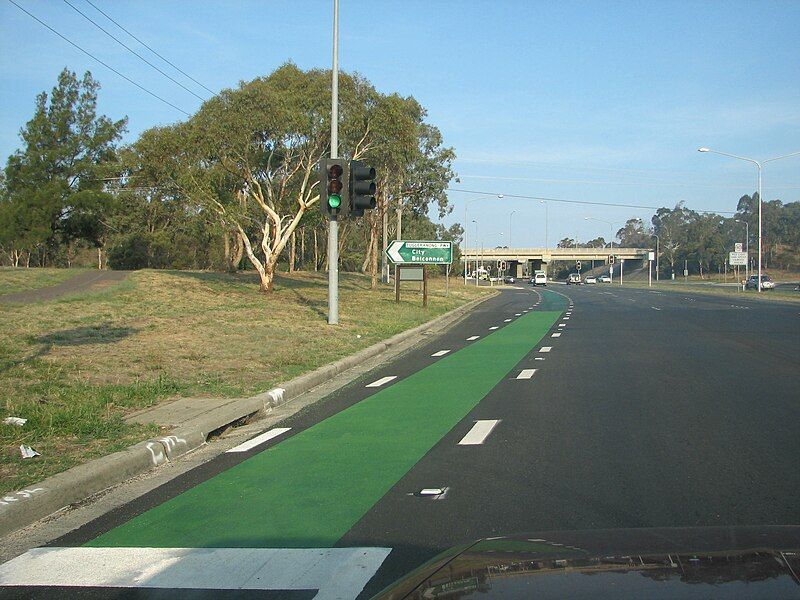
88 291 567 549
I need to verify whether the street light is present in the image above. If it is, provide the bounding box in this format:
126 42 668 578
463 194 504 285
734 218 749 281
698 147 800 291
651 233 660 282
585 216 615 282
509 210 516 249
472 219 478 286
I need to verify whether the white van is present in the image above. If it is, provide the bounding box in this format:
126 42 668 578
532 271 547 286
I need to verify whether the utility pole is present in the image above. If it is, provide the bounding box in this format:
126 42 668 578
327 0 339 325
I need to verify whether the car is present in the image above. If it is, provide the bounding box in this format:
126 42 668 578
503 275 516 284
745 274 775 290
567 273 582 284
584 275 597 284
531 271 547 286
597 275 612 283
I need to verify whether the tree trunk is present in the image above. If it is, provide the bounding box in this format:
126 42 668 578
97 247 102 270
370 211 379 288
289 231 296 273
313 228 319 272
300 227 305 270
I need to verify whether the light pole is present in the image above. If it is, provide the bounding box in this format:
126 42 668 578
734 218 749 281
463 194 503 285
540 200 549 276
509 210 516 249
585 217 615 282
652 233 660 282
698 147 800 292
472 219 478 287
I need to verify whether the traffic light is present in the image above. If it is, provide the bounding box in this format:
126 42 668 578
320 158 348 219
576 260 582 271
348 160 376 217
609 255 615 264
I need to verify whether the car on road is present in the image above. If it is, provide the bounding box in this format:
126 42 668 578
584 275 597 284
567 273 582 284
503 275 516 284
745 274 775 290
597 275 612 283
530 271 547 286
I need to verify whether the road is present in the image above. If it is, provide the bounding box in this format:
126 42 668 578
1 284 798 598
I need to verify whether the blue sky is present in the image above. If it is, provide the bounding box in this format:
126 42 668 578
1 0 799 246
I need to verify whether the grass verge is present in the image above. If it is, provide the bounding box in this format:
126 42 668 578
0 269 488 494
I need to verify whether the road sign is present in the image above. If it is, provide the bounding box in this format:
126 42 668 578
729 251 748 266
648 251 655 261
734 243 743 253
385 240 453 265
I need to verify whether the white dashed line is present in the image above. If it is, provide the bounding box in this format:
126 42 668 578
431 350 450 357
515 313 522 316
489 326 499 330
558 323 566 327
516 369 537 379
366 376 397 388
539 346 552 353
466 335 480 341
651 307 661 311
535 357 545 361
504 319 512 322
458 420 500 445
227 428 291 453
551 333 561 337
563 317 570 320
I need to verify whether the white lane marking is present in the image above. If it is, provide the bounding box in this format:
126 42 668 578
366 376 397 388
515 313 522 316
535 357 545 361
226 428 291 453
551 333 561 337
466 335 480 341
0 547 391 598
431 350 451 357
516 369 537 379
504 318 512 322
558 323 566 327
539 346 552 353
651 307 661 311
458 420 501 445
563 317 570 320
489 326 499 330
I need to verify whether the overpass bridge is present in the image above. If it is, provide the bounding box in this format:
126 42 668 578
462 247 653 277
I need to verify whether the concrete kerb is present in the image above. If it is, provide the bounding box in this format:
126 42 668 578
0 290 496 538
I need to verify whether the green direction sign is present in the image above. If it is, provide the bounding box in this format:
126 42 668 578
385 240 453 265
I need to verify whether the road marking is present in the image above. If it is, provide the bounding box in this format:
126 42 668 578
515 313 522 316
651 307 661 311
516 369 537 379
563 317 570 320
458 419 500 445
366 376 397 388
466 335 480 340
558 323 566 327
489 326 499 330
551 333 561 337
535 357 545 360
539 346 552 353
226 428 291 453
431 350 451 357
504 318 512 322
0 547 391 598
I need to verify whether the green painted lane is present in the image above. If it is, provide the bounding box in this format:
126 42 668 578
89 294 565 549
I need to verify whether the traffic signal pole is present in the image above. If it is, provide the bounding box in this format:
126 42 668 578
328 0 339 325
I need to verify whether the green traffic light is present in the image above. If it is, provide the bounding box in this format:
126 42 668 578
328 194 341 209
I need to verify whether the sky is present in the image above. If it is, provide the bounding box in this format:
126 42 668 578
1 0 799 248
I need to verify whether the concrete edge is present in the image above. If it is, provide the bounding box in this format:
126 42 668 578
0 289 498 537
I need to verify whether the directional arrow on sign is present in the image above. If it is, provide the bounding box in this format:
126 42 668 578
385 240 453 265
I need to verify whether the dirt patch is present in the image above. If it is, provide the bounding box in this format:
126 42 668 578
0 270 130 304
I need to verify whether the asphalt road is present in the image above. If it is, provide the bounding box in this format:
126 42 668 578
1 283 798 599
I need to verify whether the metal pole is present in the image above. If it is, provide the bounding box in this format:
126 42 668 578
610 225 614 282
509 210 516 249
745 221 749 282
757 164 762 292
648 258 652 287
327 0 339 325
463 203 468 286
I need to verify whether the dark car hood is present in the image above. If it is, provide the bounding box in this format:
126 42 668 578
372 526 800 599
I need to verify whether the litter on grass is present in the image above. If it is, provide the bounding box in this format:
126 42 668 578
3 417 27 426
20 445 41 459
